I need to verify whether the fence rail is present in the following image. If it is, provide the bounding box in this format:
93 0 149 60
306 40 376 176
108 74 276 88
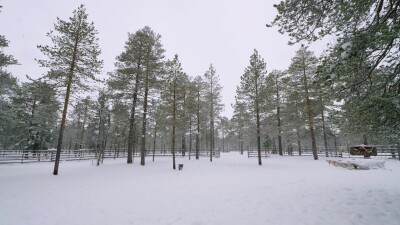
0 148 220 164
246 145 399 159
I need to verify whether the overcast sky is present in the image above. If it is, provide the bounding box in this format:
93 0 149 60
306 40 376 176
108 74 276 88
0 0 326 118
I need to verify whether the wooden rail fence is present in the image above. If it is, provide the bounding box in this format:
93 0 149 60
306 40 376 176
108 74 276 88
0 148 220 164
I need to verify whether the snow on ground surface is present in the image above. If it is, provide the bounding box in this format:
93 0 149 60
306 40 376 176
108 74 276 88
1 153 400 225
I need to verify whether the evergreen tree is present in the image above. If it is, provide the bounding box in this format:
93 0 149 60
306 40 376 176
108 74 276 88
138 27 165 166
0 6 19 149
94 90 110 166
270 0 400 145
37 5 103 175
108 96 130 154
193 75 207 159
288 47 319 159
71 96 93 149
232 96 250 155
109 26 164 166
161 54 188 169
204 64 224 162
237 49 267 165
266 70 286 155
11 81 59 150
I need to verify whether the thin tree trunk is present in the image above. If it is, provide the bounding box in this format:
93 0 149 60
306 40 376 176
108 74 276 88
240 131 243 155
127 60 141 164
276 76 283 156
53 74 73 175
79 105 88 149
397 144 400 161
363 133 368 145
321 99 328 157
210 75 214 162
222 131 225 152
297 130 302 156
181 133 186 156
127 94 137 164
153 122 157 162
189 118 192 160
255 71 262 165
303 62 318 160
172 75 177 169
196 80 200 160
140 76 149 166
256 95 262 165
29 97 37 150
96 112 102 166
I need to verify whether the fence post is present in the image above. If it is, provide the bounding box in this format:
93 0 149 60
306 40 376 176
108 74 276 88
397 145 400 161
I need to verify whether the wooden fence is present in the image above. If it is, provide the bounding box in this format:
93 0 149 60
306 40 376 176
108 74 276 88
0 148 220 164
247 145 399 159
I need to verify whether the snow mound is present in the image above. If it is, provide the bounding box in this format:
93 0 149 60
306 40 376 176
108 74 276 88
348 159 385 170
327 159 385 170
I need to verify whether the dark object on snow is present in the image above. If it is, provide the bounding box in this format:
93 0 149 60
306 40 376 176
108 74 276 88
178 164 183 170
350 145 377 158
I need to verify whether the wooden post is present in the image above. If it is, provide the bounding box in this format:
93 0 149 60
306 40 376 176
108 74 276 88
397 145 400 161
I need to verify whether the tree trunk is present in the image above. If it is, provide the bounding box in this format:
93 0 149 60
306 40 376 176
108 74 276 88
79 105 88 149
302 58 318 160
255 76 262 165
53 74 73 175
363 133 368 145
140 73 149 166
127 60 140 164
153 122 157 162
172 77 177 169
397 144 400 161
277 85 283 156
96 112 102 166
297 130 302 156
29 97 37 150
196 80 200 160
239 127 243 155
321 100 328 157
127 92 138 164
222 131 225 152
210 78 214 162
189 118 192 160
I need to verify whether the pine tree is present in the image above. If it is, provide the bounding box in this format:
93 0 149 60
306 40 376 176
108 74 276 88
204 64 224 162
11 81 59 151
193 75 207 159
237 49 267 165
138 27 165 166
37 5 103 175
264 70 286 155
270 0 400 146
161 54 187 169
0 14 19 149
109 26 164 166
71 97 93 149
232 96 249 155
94 90 110 166
288 47 319 160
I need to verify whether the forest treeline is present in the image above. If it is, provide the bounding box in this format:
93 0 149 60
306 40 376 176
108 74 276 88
0 1 399 170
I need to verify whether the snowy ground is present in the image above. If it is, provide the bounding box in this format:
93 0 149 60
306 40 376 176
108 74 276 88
1 153 400 225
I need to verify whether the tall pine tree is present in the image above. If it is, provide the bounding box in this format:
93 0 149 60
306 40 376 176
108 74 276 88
204 64 223 162
237 49 267 165
37 5 103 175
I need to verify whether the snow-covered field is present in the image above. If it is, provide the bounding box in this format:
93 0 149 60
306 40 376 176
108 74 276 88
1 153 400 225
